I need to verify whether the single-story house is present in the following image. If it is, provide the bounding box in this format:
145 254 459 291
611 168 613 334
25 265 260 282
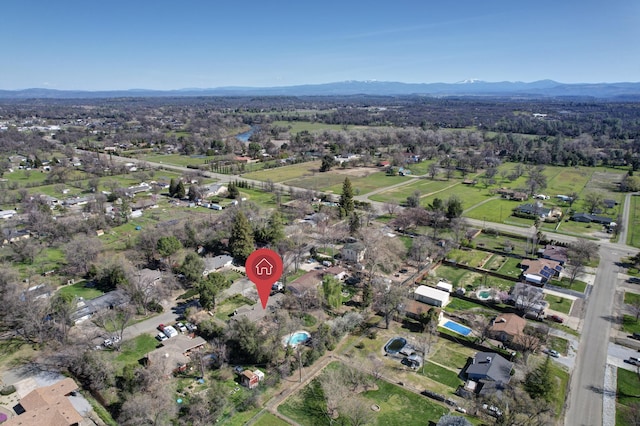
145 334 207 376
541 244 568 265
71 289 129 323
403 300 440 320
203 183 228 198
325 266 348 281
2 228 30 245
7 377 82 426
464 352 513 384
603 199 618 209
520 258 562 286
489 314 527 343
509 282 546 315
556 195 573 203
571 212 614 225
288 270 323 297
414 285 450 307
514 203 562 220
341 242 366 263
203 255 233 275
497 188 528 201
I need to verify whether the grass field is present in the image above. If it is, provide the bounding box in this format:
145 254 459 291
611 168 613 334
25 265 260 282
252 413 290 426
430 264 514 292
112 334 159 373
278 362 448 426
323 172 408 195
369 179 457 204
417 182 488 210
419 362 463 389
628 195 640 248
271 120 357 133
544 294 573 314
139 153 217 168
243 161 321 182
58 281 104 300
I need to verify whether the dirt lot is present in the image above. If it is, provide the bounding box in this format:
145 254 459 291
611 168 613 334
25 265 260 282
332 166 381 178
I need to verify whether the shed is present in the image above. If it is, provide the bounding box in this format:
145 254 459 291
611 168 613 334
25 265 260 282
414 285 450 307
253 369 265 381
436 281 453 293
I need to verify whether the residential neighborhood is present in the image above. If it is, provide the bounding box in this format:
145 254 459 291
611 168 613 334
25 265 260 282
0 93 639 426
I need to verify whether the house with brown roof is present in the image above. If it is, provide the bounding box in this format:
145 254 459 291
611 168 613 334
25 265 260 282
287 270 323 297
489 314 526 344
541 244 568 265
145 334 207 376
7 378 82 426
520 258 562 286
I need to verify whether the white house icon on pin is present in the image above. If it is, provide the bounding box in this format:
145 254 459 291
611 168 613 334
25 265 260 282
255 258 273 276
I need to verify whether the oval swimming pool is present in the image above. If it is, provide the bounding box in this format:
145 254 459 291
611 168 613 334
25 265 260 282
384 337 407 354
282 330 311 347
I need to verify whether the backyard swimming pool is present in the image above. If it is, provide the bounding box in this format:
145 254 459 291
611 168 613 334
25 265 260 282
282 330 311 347
442 320 472 336
384 337 407 354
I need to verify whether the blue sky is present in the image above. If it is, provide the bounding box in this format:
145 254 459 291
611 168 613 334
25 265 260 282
2 0 639 90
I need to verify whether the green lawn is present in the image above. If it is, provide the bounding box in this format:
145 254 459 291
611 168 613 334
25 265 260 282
446 249 492 268
271 120 356 133
419 362 463 389
112 334 159 373
139 153 217 168
617 367 640 425
622 315 640 334
252 413 291 426
419 182 490 211
625 291 640 305
215 294 256 321
58 281 104 300
628 195 640 248
278 362 448 426
549 363 570 417
548 336 570 355
544 294 573 314
430 264 515 292
369 179 456 204
323 172 408 196
549 277 588 293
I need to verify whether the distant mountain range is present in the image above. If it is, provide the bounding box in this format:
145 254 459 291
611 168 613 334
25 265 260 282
2 80 640 99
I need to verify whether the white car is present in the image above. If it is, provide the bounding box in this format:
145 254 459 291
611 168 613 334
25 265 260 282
163 325 179 338
156 332 168 341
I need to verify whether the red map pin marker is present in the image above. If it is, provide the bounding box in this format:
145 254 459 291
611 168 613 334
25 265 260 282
245 248 284 309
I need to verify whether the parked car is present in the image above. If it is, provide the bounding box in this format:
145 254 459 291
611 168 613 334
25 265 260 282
176 322 187 333
482 404 503 417
547 315 564 323
157 324 165 331
632 332 640 340
156 333 168 342
625 358 640 366
543 349 560 358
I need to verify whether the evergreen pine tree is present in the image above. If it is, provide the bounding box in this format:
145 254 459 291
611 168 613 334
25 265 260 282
340 177 355 216
175 181 186 199
169 178 177 197
524 355 554 401
229 211 255 263
267 211 286 245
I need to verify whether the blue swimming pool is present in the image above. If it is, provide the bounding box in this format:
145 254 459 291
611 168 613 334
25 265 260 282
282 331 311 347
442 320 472 336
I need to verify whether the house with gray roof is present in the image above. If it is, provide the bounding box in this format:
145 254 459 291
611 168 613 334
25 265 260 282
464 352 513 384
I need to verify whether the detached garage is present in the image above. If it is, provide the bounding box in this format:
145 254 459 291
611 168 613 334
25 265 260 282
414 285 450 307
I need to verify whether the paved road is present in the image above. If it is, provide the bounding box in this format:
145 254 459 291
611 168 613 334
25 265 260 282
96 151 640 424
